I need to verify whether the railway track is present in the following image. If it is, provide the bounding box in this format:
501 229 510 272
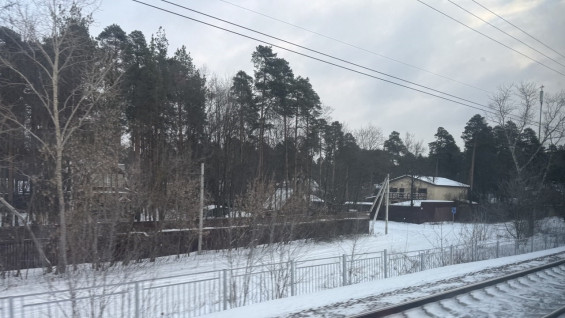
353 259 565 318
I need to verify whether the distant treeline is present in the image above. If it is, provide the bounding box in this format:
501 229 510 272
1 16 565 223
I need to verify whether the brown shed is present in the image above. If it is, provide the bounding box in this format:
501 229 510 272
375 200 466 224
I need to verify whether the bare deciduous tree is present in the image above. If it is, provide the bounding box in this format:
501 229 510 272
404 132 426 156
489 82 565 237
0 0 118 273
352 123 384 151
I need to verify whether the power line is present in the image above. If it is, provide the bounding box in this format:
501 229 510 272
470 0 565 61
416 0 565 78
214 0 564 133
218 0 491 94
132 0 496 116
159 0 486 110
133 0 554 132
447 0 565 70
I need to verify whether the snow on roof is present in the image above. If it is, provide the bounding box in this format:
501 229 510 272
344 201 373 205
392 176 469 188
265 188 325 209
392 200 453 207
310 194 324 202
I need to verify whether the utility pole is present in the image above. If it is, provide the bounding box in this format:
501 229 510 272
434 158 439 183
539 85 544 141
385 174 389 235
469 139 477 192
369 174 390 235
198 162 204 254
410 173 414 207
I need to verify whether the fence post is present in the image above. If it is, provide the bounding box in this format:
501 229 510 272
496 240 499 258
9 297 14 318
450 245 453 265
383 249 388 279
342 254 348 286
441 247 445 266
419 252 424 272
544 236 547 250
290 260 296 296
135 282 140 318
223 269 228 310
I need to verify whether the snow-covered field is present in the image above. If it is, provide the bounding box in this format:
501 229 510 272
1 217 564 317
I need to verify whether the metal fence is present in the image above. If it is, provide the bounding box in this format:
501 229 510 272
1 233 564 318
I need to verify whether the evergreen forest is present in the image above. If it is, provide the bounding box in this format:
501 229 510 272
1 7 565 237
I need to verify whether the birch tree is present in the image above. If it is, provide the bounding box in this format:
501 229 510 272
0 0 118 273
489 82 565 237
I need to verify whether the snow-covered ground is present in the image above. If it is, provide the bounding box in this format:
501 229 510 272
1 217 564 317
200 247 565 318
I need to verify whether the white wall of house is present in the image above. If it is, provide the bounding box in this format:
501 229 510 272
389 176 468 201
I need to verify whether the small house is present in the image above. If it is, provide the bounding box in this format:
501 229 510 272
388 175 469 203
370 176 471 223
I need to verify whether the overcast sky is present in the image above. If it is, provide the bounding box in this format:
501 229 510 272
91 0 565 150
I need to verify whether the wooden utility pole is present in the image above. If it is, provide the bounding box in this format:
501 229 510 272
370 175 391 235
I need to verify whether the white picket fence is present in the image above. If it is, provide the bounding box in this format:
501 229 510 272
1 233 563 318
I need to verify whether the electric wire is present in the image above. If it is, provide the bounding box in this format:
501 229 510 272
218 0 491 94
132 0 496 117
447 0 565 70
470 0 565 61
160 0 486 110
132 0 557 135
416 0 565 78
213 0 563 134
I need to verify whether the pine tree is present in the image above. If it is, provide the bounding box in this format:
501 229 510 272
428 127 462 181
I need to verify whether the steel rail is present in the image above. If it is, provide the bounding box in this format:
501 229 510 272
351 258 565 317
541 305 565 318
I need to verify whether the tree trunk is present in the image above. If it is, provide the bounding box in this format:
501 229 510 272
284 114 288 200
53 53 68 274
8 137 14 211
294 113 299 192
